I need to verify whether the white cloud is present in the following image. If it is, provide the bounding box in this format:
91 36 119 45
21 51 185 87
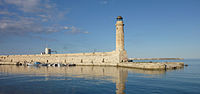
0 11 9 15
0 0 3 5
0 0 61 35
100 0 109 5
64 26 89 34
0 22 8 29
102 1 108 4
0 16 63 35
70 26 80 33
38 14 51 22
38 15 48 18
0 0 86 37
5 0 41 12
0 18 42 34
64 26 69 30
0 9 16 15
83 31 89 34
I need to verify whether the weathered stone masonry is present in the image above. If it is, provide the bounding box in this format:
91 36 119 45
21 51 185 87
1 51 121 65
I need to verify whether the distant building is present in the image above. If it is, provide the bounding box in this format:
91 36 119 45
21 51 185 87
45 48 51 54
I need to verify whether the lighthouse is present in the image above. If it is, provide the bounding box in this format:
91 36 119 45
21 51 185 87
116 16 125 52
115 16 127 62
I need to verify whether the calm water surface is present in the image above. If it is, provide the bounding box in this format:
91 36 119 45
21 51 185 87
0 59 200 94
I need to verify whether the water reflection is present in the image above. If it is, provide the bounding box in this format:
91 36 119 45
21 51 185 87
0 65 174 94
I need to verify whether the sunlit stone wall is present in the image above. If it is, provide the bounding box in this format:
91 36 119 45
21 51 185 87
0 51 123 65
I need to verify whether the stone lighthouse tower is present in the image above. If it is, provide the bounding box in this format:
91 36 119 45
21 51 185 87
115 16 127 62
116 16 125 51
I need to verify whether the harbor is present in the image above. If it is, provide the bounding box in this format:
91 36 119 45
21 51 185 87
0 16 184 70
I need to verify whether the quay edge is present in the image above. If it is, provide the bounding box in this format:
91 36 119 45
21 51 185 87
0 61 184 70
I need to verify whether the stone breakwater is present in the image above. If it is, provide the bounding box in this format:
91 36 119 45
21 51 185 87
0 52 184 70
118 62 184 70
0 51 119 64
0 51 126 66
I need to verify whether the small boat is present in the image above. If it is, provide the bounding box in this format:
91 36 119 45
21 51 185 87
31 62 42 66
41 64 48 66
48 64 51 66
61 64 67 66
51 64 55 66
69 64 76 66
54 63 61 67
34 62 41 65
27 63 33 66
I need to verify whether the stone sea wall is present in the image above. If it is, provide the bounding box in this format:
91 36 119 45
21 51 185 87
0 51 184 70
118 62 184 70
0 51 121 65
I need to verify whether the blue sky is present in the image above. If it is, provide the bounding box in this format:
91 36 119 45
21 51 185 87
0 0 199 59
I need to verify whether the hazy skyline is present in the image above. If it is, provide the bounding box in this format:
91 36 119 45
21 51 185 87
0 0 199 59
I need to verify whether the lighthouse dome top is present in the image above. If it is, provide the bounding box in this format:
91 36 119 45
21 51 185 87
116 16 123 21
117 16 123 19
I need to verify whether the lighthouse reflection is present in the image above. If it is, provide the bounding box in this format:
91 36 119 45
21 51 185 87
0 65 166 94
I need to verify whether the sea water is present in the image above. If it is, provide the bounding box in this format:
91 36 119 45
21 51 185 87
0 59 199 94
